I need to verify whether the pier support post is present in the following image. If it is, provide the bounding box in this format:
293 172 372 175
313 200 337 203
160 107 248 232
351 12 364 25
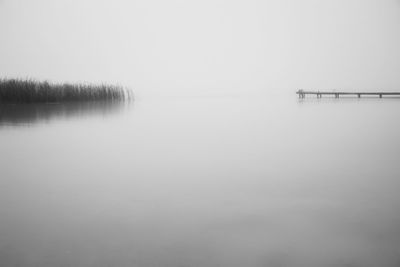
358 94 360 98
379 94 382 98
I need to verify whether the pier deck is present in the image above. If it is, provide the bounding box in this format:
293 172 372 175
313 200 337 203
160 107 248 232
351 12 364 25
296 90 400 98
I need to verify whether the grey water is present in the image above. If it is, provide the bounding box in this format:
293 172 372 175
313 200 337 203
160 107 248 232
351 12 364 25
1 93 400 267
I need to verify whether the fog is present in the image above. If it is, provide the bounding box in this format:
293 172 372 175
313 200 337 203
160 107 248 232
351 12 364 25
2 2 400 266
1 0 400 96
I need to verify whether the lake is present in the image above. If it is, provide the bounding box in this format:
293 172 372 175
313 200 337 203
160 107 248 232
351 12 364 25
1 93 400 267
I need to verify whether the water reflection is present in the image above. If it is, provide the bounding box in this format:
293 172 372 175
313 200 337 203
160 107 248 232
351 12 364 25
0 102 129 126
297 96 400 102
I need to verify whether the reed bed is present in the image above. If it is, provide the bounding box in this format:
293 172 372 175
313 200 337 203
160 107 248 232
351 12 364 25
0 79 131 103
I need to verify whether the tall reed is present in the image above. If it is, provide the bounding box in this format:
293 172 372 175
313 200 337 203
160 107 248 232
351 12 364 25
0 79 131 103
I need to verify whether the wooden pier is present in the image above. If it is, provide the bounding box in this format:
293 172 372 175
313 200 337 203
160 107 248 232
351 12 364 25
296 90 400 99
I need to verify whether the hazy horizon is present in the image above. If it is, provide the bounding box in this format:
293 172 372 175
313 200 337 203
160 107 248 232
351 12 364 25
1 0 400 96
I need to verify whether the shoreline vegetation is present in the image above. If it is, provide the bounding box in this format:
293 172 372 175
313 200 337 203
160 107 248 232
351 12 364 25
0 79 132 103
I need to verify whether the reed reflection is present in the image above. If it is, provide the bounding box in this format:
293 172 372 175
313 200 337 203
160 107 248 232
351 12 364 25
0 101 130 126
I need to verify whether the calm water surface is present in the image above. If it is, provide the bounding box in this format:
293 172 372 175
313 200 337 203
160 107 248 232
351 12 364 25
1 94 400 267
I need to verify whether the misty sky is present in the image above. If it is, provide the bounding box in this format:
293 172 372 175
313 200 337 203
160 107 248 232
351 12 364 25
0 0 400 95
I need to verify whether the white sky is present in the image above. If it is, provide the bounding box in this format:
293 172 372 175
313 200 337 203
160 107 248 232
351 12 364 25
0 0 400 95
